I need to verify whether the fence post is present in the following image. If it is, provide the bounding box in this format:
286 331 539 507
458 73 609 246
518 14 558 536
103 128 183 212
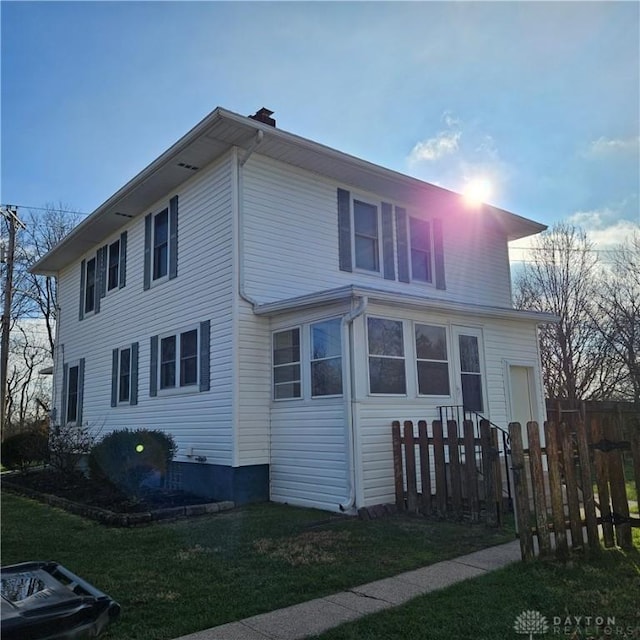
527 422 551 556
574 417 600 553
418 420 431 514
544 421 568 559
509 422 534 560
480 420 497 527
463 420 479 522
404 421 418 514
591 416 615 547
391 421 404 511
433 420 447 516
447 420 463 518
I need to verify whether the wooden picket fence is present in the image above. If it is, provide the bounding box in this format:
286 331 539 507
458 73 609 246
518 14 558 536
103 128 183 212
509 419 640 561
391 419 508 526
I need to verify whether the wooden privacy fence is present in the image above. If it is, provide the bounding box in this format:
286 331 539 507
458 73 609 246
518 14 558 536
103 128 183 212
509 419 640 561
391 419 508 526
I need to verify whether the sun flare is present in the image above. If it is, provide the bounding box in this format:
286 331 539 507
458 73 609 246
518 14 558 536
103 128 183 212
463 178 493 205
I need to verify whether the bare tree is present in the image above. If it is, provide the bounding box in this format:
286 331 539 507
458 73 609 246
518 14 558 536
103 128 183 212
513 223 615 402
593 232 640 404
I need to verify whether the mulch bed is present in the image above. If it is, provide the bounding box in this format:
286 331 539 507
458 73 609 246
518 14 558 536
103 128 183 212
2 469 233 526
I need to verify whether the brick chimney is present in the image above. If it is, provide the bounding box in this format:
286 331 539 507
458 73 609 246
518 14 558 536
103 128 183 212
249 107 276 127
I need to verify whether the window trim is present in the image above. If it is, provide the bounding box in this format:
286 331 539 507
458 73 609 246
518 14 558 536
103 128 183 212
351 197 383 275
154 324 202 396
366 316 407 396
414 322 452 397
84 257 97 314
272 326 302 401
310 318 343 398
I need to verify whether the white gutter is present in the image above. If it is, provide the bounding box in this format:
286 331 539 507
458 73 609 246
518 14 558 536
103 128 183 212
339 295 368 513
237 130 264 306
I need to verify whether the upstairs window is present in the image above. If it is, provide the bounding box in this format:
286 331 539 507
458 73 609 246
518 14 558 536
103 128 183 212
273 328 301 400
353 200 380 272
84 258 96 313
410 217 432 283
153 208 169 280
415 324 450 395
367 317 406 395
107 240 120 291
310 319 342 397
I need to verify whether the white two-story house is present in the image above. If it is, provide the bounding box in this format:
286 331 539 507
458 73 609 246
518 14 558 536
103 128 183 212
33 106 553 513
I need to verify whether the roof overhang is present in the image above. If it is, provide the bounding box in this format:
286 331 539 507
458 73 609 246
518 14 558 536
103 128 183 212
32 107 547 275
254 285 559 324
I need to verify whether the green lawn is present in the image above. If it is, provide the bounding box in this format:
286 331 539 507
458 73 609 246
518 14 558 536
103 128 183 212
1 492 514 640
314 533 640 640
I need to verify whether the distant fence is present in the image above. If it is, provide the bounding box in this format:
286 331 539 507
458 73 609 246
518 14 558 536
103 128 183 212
509 418 640 561
391 419 507 526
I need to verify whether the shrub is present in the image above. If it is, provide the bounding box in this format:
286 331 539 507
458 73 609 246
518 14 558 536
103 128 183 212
89 429 177 496
1 429 49 472
49 422 97 477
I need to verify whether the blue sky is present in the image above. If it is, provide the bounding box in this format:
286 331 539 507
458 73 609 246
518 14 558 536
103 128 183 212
2 1 639 255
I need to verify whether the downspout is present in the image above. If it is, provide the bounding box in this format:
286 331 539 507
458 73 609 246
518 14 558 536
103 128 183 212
339 295 368 512
238 129 264 306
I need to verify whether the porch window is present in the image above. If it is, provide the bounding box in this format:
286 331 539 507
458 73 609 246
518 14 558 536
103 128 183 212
273 328 301 399
367 317 406 394
415 324 450 395
310 319 342 396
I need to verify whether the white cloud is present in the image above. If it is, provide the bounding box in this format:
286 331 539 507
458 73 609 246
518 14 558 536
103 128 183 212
408 130 461 163
587 136 639 156
408 111 462 164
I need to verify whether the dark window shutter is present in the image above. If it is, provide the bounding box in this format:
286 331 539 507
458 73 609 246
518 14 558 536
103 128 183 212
433 218 446 290
199 320 211 392
79 260 86 321
111 349 118 407
150 335 158 397
130 342 139 405
337 188 352 272
77 358 85 425
381 202 395 280
96 245 107 313
61 363 69 424
169 195 178 280
395 207 410 283
119 231 127 289
143 214 152 291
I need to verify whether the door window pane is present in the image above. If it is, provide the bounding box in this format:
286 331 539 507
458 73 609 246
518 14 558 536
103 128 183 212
459 335 480 372
461 373 483 412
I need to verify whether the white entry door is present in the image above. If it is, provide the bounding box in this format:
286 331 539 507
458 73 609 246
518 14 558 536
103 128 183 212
452 327 487 415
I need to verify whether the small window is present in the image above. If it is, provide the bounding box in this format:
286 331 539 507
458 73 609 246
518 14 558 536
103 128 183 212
353 200 380 272
66 365 79 422
367 317 406 394
180 329 198 386
107 240 120 291
84 258 96 313
410 217 432 283
311 319 342 397
153 208 169 280
459 334 483 412
273 328 301 399
118 347 131 402
415 324 450 395
160 335 177 389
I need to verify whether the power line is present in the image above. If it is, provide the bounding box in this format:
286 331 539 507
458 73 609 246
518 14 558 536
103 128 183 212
0 204 90 218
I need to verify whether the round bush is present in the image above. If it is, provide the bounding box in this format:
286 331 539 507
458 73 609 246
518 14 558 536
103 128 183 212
88 429 176 496
1 429 49 471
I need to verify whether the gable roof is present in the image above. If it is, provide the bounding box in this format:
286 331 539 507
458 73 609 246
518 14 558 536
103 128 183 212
32 106 546 274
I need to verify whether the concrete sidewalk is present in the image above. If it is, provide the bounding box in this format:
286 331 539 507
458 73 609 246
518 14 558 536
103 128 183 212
175 539 522 640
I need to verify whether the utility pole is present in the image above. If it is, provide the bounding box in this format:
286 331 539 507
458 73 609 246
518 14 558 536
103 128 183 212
1 205 26 438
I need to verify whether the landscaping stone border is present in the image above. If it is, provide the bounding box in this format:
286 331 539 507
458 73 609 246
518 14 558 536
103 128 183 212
2 480 234 526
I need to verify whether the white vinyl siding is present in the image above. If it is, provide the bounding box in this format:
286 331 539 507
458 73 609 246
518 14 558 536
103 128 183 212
242 154 513 307
54 154 234 465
